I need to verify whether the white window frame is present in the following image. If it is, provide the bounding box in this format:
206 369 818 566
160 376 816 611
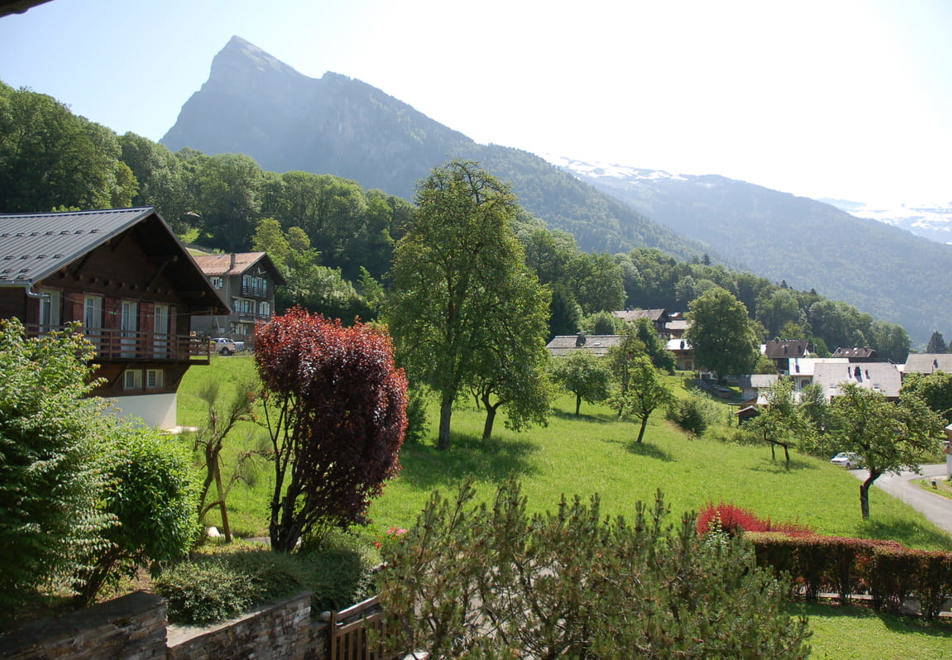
123 369 142 391
37 288 61 332
146 368 164 389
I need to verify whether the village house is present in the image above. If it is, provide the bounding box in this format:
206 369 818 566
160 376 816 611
832 346 879 361
665 337 695 371
811 361 901 401
901 353 952 378
762 339 811 373
0 207 228 428
546 334 622 357
189 251 285 345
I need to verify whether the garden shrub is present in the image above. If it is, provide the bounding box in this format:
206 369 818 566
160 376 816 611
376 479 810 658
403 385 429 445
154 558 261 624
666 395 708 436
697 502 813 537
0 320 112 611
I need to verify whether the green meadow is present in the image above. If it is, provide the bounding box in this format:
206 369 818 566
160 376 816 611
177 356 952 656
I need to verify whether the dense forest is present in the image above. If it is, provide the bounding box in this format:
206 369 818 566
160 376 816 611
0 82 917 362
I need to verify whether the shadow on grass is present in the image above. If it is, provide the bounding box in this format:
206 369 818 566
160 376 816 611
625 440 675 462
862 518 952 551
397 432 539 491
749 456 820 474
800 601 952 638
551 409 616 424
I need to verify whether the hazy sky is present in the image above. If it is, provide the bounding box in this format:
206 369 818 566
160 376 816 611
1 0 950 206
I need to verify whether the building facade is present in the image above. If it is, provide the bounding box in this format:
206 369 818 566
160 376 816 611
0 208 228 428
190 252 285 344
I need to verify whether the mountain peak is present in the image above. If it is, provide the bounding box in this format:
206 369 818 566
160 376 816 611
210 36 305 84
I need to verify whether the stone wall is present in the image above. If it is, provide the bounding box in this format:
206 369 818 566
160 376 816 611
167 592 327 660
0 591 167 660
0 591 329 660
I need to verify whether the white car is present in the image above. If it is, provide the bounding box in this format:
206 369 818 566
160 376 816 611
213 337 237 355
831 452 862 469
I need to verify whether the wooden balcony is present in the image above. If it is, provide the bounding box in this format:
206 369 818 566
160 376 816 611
26 325 211 364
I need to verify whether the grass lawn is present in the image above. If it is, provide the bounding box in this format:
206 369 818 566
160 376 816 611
176 358 952 656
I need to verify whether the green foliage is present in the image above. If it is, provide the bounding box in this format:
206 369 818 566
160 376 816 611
902 371 952 424
77 428 199 605
0 320 111 609
376 479 810 658
751 377 809 469
403 386 430 445
611 355 674 444
926 331 948 354
0 83 136 211
827 385 944 519
550 350 612 416
666 394 709 436
388 161 544 449
580 309 621 335
687 287 759 379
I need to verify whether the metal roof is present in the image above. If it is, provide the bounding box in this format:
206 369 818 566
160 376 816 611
902 353 952 375
0 207 229 314
0 208 156 286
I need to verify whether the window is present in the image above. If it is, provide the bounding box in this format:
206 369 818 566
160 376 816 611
259 301 270 317
146 369 164 389
37 289 61 332
123 369 142 390
121 300 138 358
210 276 224 289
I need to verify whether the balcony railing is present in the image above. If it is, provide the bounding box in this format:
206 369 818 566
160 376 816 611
26 325 211 363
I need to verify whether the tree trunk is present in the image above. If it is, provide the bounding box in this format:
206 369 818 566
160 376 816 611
575 395 581 416
636 416 649 443
213 458 232 542
438 394 453 450
482 405 497 441
859 471 879 520
783 444 790 469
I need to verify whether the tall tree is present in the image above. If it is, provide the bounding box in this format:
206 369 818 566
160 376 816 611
686 287 758 380
388 161 528 450
255 309 407 551
926 331 948 354
828 384 942 520
468 268 552 441
902 371 952 425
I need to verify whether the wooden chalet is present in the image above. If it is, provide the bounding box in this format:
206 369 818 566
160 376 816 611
0 207 228 428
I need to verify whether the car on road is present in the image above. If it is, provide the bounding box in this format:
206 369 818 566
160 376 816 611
831 451 863 469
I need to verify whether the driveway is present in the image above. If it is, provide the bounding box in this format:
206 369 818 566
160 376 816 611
850 463 952 535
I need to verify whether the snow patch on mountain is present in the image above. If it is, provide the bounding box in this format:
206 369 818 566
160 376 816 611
822 199 952 245
544 155 686 183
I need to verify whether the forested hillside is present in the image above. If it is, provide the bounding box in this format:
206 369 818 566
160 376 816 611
559 160 952 343
161 36 703 260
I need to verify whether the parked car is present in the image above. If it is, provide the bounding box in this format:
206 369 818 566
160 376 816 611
212 337 238 355
830 452 862 469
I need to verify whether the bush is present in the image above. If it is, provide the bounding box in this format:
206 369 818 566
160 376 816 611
75 427 199 605
377 480 810 658
403 386 429 444
697 502 813 537
666 395 709 436
0 320 112 610
154 558 260 624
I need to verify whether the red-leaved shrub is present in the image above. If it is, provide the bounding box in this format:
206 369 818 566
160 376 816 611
696 502 813 537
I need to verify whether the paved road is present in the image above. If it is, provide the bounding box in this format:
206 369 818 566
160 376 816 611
850 463 952 535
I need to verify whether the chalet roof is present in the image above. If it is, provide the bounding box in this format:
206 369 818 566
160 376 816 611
665 319 691 331
612 308 667 323
812 361 901 400
546 334 622 357
0 207 229 314
787 357 849 377
763 339 810 359
740 374 780 389
832 346 878 359
192 252 287 285
902 353 952 375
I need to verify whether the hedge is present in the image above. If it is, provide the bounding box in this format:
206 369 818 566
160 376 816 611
747 532 952 618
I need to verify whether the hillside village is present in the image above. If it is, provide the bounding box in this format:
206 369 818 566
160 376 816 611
3 6 952 658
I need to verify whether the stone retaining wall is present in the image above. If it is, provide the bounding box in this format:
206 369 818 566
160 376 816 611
0 591 329 660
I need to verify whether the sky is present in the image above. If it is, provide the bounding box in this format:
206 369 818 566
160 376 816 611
1 0 950 207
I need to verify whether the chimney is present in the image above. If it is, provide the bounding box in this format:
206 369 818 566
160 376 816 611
230 253 236 271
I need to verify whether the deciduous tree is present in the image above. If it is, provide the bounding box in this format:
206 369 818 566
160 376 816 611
828 384 943 520
612 355 673 444
551 350 612 416
255 309 407 552
751 377 807 468
388 160 529 450
686 287 758 379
